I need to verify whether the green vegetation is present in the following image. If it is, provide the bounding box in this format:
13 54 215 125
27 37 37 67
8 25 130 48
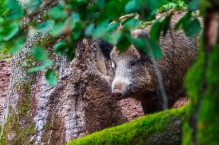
0 0 200 86
67 106 186 145
1 0 219 145
183 44 219 145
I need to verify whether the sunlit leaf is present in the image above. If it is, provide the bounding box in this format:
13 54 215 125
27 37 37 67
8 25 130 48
31 46 48 60
49 3 68 19
93 19 110 39
28 59 53 72
107 21 120 31
26 0 41 10
45 69 58 86
37 20 54 34
5 0 23 20
50 22 66 36
85 23 95 36
104 32 123 45
123 18 140 30
187 0 200 11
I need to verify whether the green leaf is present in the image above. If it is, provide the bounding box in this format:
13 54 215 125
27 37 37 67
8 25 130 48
28 59 53 72
144 0 164 9
49 3 68 19
95 0 106 8
184 18 201 37
50 22 66 36
5 0 24 20
70 13 84 31
123 18 140 30
85 23 94 36
105 1 122 18
45 69 58 86
107 21 120 31
3 23 19 41
31 46 48 61
37 20 54 34
104 32 123 45
54 41 68 55
150 14 172 42
147 38 162 58
188 0 200 11
150 19 162 42
174 12 200 37
66 47 76 61
125 0 140 13
93 19 110 39
162 14 172 36
11 37 24 53
174 12 191 30
162 2 177 10
72 13 80 20
26 0 41 10
131 37 147 54
131 37 162 58
116 33 131 52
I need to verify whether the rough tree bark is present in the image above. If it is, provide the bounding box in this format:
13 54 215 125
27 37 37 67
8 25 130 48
0 34 132 145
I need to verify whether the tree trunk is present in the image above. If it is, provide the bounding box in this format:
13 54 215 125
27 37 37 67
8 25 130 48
0 35 133 144
182 2 219 145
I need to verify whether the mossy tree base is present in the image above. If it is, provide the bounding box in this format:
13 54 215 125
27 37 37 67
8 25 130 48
67 106 187 145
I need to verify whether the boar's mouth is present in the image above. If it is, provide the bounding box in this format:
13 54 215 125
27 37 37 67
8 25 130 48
111 89 134 100
112 87 156 101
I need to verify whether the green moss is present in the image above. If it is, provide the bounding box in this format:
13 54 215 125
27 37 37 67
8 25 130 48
183 44 219 145
67 106 186 145
0 105 36 145
0 51 36 144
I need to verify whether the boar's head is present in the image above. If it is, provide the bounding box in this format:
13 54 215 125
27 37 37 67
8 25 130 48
110 44 156 100
97 30 156 100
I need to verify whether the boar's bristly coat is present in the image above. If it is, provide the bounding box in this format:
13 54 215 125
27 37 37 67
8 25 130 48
98 28 198 114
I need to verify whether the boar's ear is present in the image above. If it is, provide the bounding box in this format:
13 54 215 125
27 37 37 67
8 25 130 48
132 29 150 61
96 39 113 60
138 48 150 61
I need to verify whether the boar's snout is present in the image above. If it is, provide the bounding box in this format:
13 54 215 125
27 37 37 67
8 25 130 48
111 80 130 100
112 89 124 99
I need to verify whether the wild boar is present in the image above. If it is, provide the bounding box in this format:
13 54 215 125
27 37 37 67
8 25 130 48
97 28 198 114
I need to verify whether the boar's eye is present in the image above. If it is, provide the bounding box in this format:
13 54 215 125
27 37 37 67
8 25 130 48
129 60 138 68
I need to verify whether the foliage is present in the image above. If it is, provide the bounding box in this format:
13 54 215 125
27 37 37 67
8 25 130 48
67 106 186 145
0 0 201 86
